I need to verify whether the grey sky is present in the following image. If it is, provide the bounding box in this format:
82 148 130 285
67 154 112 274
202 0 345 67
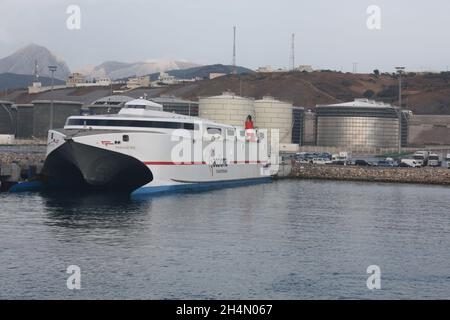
1 0 450 73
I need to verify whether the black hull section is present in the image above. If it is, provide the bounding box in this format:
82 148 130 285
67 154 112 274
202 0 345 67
42 140 153 193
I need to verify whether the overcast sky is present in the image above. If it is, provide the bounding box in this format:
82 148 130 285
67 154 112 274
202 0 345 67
1 0 450 73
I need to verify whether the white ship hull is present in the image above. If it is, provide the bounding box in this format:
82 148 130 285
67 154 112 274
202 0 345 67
42 99 275 195
44 128 272 195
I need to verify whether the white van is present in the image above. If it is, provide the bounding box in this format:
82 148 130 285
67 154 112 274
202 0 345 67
427 153 440 167
400 159 421 168
312 158 332 165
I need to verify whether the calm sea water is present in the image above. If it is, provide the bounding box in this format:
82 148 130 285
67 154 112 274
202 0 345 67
1 180 449 299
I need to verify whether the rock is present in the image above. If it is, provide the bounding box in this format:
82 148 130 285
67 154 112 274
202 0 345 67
290 163 450 185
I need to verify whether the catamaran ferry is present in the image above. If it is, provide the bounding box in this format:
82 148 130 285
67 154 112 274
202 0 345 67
42 98 275 195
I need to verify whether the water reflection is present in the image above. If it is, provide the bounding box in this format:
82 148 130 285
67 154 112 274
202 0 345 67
2 180 450 299
41 190 151 230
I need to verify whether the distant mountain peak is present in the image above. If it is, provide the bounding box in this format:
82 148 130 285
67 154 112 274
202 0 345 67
0 43 71 80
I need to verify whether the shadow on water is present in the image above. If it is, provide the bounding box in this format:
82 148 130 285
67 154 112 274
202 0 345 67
40 190 152 230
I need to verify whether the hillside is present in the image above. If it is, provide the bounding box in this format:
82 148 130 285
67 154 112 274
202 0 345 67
0 73 65 91
2 71 450 115
158 71 450 115
148 64 254 81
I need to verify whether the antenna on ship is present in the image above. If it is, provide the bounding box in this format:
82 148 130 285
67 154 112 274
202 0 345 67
232 25 237 75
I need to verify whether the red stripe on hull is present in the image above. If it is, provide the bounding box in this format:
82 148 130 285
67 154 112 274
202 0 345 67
143 161 264 165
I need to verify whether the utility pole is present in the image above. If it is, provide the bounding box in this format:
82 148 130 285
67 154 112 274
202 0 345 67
291 33 295 71
232 26 237 75
48 65 57 130
395 66 405 154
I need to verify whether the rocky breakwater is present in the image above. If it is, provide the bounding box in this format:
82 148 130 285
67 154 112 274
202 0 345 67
291 164 450 186
0 150 46 192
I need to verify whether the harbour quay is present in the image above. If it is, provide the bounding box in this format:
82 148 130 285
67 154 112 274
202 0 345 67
0 146 45 192
290 163 450 185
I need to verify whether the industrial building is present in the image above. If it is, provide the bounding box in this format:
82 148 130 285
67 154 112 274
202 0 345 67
292 107 305 145
85 95 134 115
150 96 199 116
0 100 16 135
315 99 409 148
14 104 34 138
84 95 199 117
408 115 450 146
32 100 83 138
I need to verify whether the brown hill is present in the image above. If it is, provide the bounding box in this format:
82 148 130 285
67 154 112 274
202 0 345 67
159 71 450 115
2 71 450 115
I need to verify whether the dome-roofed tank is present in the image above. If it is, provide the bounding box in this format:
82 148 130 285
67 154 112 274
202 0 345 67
199 91 255 127
253 96 293 144
315 99 407 148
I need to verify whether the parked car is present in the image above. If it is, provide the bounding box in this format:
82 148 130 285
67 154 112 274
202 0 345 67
296 158 310 164
377 160 396 167
354 159 370 166
446 154 450 169
320 152 332 160
312 158 332 165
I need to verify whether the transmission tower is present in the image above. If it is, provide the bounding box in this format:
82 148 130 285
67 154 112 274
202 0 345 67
290 33 295 71
232 26 237 74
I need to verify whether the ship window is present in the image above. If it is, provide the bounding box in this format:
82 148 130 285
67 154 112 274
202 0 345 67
123 135 129 142
66 118 197 130
227 129 235 136
207 127 222 135
125 105 146 109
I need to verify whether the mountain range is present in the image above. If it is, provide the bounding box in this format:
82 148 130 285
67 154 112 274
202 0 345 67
77 59 202 80
0 44 254 90
0 43 203 81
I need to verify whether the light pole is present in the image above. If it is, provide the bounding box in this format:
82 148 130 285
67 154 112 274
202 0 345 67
48 65 57 130
395 66 405 154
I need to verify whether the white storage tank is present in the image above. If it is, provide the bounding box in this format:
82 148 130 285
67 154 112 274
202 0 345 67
199 92 255 127
254 96 293 144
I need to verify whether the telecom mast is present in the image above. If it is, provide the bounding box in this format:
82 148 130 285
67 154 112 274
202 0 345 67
290 33 295 71
232 26 237 74
34 60 39 82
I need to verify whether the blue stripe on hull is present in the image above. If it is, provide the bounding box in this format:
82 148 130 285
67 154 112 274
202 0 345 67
131 176 272 198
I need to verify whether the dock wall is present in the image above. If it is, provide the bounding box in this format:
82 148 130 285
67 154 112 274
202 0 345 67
290 163 450 185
